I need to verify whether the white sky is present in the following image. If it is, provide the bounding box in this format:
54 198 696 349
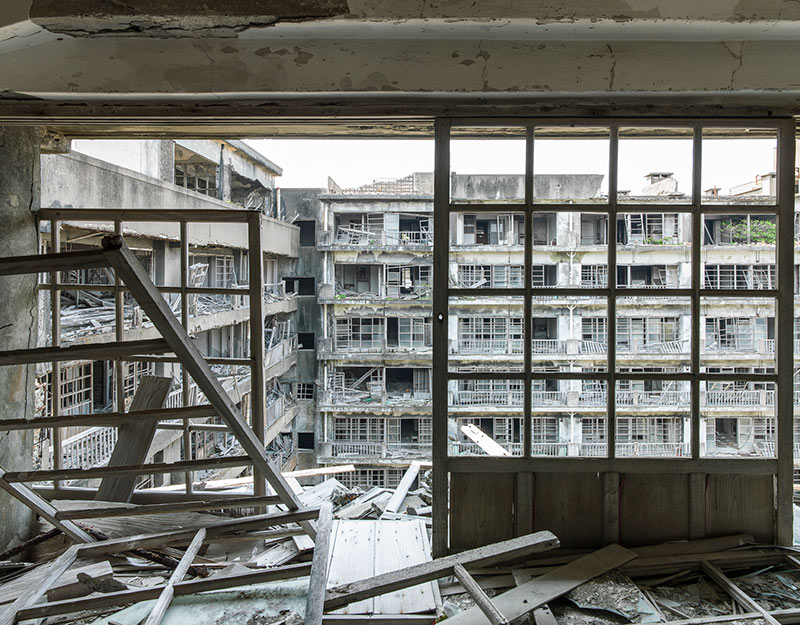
246 137 777 196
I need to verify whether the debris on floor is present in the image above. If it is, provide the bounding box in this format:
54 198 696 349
3 466 799 625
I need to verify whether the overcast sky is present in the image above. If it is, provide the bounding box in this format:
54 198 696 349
247 137 777 196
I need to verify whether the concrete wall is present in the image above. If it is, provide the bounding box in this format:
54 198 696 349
281 188 326 465
41 151 299 255
0 127 39 551
72 139 171 180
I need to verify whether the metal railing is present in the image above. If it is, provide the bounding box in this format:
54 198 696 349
331 337 432 353
265 335 298 368
703 389 775 406
61 426 118 470
332 227 433 247
615 390 691 406
323 440 432 458
578 442 690 457
450 390 525 407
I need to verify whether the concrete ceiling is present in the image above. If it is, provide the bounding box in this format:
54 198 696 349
1 1 800 133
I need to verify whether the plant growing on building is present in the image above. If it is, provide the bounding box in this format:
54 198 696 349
721 219 776 244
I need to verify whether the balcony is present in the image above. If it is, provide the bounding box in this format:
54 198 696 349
449 338 567 355
580 442 691 457
319 440 431 462
318 228 433 249
703 389 774 407
318 337 432 358
319 389 432 412
328 283 431 301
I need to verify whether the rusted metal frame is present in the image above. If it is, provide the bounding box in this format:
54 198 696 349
50 218 62 489
608 126 619 460
113 219 126 495
248 211 268 501
691 127 702 461
433 117 451 557
524 125 534 458
775 119 796 545
447 456 778 474
38 207 254 223
180 220 193 494
449 117 782 130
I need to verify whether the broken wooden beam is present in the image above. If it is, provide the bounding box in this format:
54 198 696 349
96 375 172 502
305 501 335 625
460 424 511 457
324 530 559 611
142 528 206 625
0 338 170 366
383 461 421 515
102 235 314 539
4 454 253 483
444 544 637 625
0 466 94 543
0 249 110 276
17 562 313 621
453 563 509 625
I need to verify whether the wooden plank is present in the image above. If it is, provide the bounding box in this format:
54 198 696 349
0 466 94 543
700 561 780 625
327 521 376 614
142 528 206 625
6 454 252 482
96 375 172 502
0 545 79 625
460 424 511 457
705 474 774 543
286 465 356 479
0 249 110 276
76 506 321 558
689 473 706 540
533 473 602 549
305 502 335 625
451 472 515 550
0 338 170 366
453 564 509 625
321 618 438 625
515 473 533 536
373 520 437 614
324 530 559 612
57 494 282 519
102 236 314 539
45 561 116 602
17 562 313 621
0 404 218 430
383 461 420 515
602 472 620 544
619 473 688 546
533 606 559 625
443 544 638 625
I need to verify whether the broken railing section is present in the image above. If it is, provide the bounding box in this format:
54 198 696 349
0 234 316 541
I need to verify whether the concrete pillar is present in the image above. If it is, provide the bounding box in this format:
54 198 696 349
0 126 40 551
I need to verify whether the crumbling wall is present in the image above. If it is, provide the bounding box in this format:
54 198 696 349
0 126 40 550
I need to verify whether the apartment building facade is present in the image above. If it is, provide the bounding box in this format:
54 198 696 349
36 139 301 487
287 169 794 489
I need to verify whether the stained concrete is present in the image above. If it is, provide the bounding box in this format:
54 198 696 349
0 126 39 551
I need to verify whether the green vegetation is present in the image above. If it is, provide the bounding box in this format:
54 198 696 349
721 218 776 245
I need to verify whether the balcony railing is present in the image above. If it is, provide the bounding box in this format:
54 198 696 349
703 389 774 406
616 390 691 406
333 284 431 300
321 389 432 408
61 426 118 470
578 442 690 457
450 441 525 455
323 440 431 458
452 338 524 355
450 390 525 407
331 228 433 247
266 335 298 368
330 337 432 354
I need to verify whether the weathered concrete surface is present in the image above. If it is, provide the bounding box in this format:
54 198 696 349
0 126 39 551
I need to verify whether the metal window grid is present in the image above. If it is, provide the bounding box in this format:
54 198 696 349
432 117 796 554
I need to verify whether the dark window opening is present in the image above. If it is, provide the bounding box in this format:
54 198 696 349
297 220 316 247
298 432 315 449
285 276 315 296
298 332 315 350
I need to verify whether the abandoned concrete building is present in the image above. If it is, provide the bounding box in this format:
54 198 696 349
5 3 800 624
32 139 301 492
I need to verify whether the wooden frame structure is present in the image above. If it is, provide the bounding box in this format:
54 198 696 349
432 118 797 555
0 211 315 538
